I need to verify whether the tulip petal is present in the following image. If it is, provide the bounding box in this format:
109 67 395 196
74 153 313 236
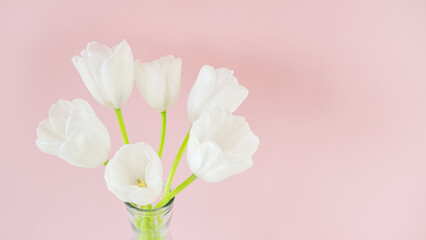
201 152 253 183
130 184 160 206
58 123 109 168
72 51 110 107
109 144 151 183
187 140 222 178
86 42 113 58
107 183 140 202
136 60 166 111
36 119 62 142
206 82 248 114
36 120 63 155
48 100 74 134
164 56 182 110
71 98 95 115
130 176 163 206
102 40 134 108
187 65 216 121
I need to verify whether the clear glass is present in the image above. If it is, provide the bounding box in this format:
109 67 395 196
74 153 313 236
125 198 174 240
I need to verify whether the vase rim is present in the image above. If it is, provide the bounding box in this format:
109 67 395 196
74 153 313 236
124 197 175 212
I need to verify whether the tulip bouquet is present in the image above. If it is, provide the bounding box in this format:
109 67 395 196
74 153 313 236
36 40 259 239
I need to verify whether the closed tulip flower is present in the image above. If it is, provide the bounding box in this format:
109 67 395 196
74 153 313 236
36 99 111 168
72 40 134 109
187 65 248 122
135 55 182 112
187 109 259 183
105 143 163 206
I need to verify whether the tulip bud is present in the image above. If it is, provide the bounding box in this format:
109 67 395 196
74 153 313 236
36 99 111 168
187 109 259 182
135 55 182 112
72 40 135 109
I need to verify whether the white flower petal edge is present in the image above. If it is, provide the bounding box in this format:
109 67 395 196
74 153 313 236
36 99 111 168
187 109 259 183
72 40 134 109
187 65 248 122
105 143 163 206
135 55 182 112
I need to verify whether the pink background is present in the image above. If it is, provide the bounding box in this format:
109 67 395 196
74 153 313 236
1 0 426 239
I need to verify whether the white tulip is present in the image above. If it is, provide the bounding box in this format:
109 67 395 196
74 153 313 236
72 40 134 109
105 143 163 206
135 55 182 112
187 65 248 122
187 109 259 183
36 99 111 168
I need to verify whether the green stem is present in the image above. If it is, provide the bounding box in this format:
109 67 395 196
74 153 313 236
162 128 191 199
115 108 129 144
156 174 197 208
158 111 166 158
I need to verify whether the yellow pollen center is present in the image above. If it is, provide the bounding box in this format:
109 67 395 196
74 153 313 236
137 178 147 188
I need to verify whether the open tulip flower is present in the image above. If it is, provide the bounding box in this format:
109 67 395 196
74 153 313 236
72 40 134 109
187 109 260 183
37 39 259 239
105 143 163 206
135 55 182 112
187 65 249 122
36 99 111 168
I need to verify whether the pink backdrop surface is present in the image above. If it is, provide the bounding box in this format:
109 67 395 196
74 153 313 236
1 0 426 239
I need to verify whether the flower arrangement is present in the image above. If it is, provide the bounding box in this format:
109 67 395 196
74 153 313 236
36 40 259 239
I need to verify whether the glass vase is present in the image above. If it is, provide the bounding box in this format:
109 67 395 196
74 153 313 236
125 198 174 240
